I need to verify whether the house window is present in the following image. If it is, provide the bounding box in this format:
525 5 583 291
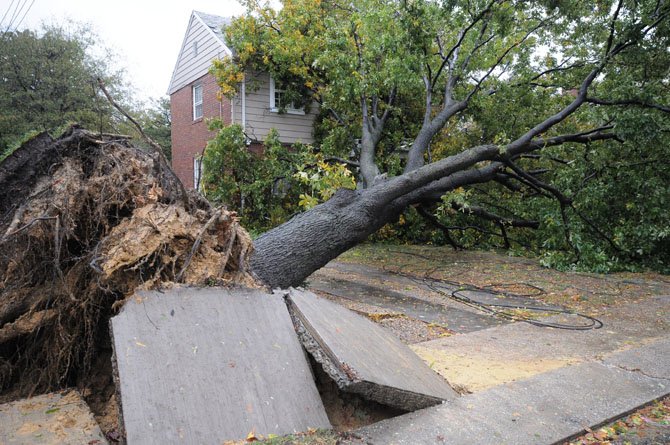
193 84 203 120
193 41 198 57
269 77 305 115
193 157 202 190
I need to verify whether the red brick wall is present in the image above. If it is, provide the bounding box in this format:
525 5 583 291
170 73 231 189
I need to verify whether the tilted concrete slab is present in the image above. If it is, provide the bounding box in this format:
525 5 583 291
286 288 457 411
356 336 670 444
0 390 107 444
110 287 330 444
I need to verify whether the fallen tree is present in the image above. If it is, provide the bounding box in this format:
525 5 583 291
212 0 670 285
0 127 255 398
2 0 669 414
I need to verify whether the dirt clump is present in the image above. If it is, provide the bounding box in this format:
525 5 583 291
0 127 256 407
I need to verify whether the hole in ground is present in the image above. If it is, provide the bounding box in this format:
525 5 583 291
308 355 407 431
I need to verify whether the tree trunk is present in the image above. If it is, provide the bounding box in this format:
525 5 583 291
251 187 402 288
252 144 500 288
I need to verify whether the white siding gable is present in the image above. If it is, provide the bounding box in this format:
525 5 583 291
167 12 231 95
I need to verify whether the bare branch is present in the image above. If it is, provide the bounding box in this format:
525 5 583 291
493 173 524 191
586 97 670 114
441 0 498 69
519 153 571 165
380 86 397 123
457 28 495 85
451 201 540 229
97 78 163 155
524 125 622 151
504 160 571 204
416 205 462 250
466 18 548 101
525 59 587 84
605 0 625 55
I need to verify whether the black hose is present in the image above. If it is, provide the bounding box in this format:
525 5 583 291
386 268 603 330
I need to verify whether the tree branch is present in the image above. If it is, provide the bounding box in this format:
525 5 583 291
450 201 539 229
586 97 670 114
524 126 622 150
465 18 548 101
97 78 162 154
416 205 462 250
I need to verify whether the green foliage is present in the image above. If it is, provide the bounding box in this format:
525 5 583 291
294 155 356 210
0 23 132 151
202 123 356 231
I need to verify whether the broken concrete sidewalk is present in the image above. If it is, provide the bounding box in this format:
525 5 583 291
0 390 107 444
286 288 457 411
110 287 330 443
110 286 456 443
357 336 670 444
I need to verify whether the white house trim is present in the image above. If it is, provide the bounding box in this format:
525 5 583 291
269 76 306 115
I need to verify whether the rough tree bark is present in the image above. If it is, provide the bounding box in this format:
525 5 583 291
252 144 501 288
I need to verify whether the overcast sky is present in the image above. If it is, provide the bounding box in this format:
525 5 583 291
2 0 246 103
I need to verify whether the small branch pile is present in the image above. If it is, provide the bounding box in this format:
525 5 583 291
0 126 256 398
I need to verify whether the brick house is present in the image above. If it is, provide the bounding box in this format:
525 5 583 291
168 11 319 189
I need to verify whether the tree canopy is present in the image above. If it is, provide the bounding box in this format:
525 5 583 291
0 23 171 158
211 0 670 281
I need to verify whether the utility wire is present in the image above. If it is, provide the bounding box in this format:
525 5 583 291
4 0 24 31
4 0 28 32
13 0 36 31
0 0 17 30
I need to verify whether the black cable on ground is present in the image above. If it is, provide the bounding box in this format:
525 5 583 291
384 267 603 331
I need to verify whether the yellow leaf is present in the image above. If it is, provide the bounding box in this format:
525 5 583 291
246 430 258 442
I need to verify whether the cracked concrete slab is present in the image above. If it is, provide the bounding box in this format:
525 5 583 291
602 336 670 382
110 287 330 444
357 344 670 444
286 288 458 411
0 390 107 444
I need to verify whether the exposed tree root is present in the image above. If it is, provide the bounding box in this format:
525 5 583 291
0 126 256 401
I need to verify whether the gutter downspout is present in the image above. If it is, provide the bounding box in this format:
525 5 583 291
242 73 247 133
241 73 246 131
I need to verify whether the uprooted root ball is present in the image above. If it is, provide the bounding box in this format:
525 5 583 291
0 127 256 399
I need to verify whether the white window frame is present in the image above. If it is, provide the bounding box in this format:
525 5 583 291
269 77 305 115
193 157 202 190
193 83 203 120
